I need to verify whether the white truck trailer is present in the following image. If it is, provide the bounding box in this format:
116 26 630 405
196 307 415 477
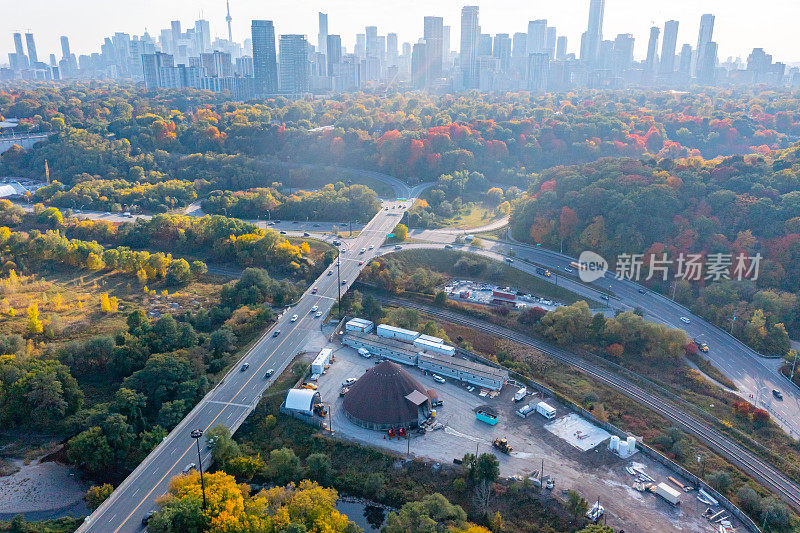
536 401 556 419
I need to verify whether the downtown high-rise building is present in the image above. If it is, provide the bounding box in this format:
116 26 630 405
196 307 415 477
582 0 604 65
459 6 479 89
659 20 679 78
24 33 38 64
695 14 714 75
252 20 278 95
645 26 660 76
423 16 444 86
493 33 511 72
327 35 342 75
318 12 328 67
279 34 309 94
527 20 547 54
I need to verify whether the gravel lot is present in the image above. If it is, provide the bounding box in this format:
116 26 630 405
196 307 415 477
312 343 738 533
0 457 88 519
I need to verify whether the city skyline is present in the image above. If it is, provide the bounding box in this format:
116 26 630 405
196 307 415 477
3 0 800 66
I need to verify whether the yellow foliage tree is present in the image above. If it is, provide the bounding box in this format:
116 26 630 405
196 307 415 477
100 293 119 313
26 303 43 336
300 242 311 255
51 293 65 311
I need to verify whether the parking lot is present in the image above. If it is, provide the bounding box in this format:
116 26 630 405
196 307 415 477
311 343 737 533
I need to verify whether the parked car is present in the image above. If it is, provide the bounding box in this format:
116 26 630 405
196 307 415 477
343 378 358 386
302 382 318 390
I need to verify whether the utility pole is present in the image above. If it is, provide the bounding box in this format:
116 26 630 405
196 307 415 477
190 429 207 510
791 350 798 381
730 312 736 334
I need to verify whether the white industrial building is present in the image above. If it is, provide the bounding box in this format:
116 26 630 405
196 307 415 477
344 331 419 365
417 352 507 390
282 388 322 416
345 318 374 334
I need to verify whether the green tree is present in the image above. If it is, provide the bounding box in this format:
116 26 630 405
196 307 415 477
383 493 468 533
392 223 408 242
565 490 589 519
475 453 500 483
306 452 333 485
206 424 241 470
266 447 302 485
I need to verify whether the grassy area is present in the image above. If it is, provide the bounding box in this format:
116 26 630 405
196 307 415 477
268 163 396 199
686 352 738 390
0 516 83 533
444 204 503 230
383 248 592 305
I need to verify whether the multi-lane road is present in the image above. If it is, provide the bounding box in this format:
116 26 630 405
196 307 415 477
78 198 412 532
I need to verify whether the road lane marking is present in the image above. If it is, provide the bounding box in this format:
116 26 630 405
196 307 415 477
111 304 316 532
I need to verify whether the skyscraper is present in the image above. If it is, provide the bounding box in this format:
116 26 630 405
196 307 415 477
423 16 443 85
170 21 181 56
545 27 557 59
24 33 38 65
583 0 605 65
659 20 679 77
678 44 693 76
318 13 328 60
411 42 427 88
512 32 527 75
527 20 547 54
60 36 71 59
365 26 379 59
327 34 342 75
252 20 278 95
459 6 479 89
493 34 511 71
386 33 398 67
442 26 451 66
12 33 27 69
279 34 309 94
555 36 567 61
695 14 714 74
645 26 660 75
696 40 718 84
195 19 211 53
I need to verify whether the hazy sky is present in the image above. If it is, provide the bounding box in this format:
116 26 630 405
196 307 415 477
4 0 800 66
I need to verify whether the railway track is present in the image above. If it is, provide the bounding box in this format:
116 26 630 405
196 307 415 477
379 296 800 512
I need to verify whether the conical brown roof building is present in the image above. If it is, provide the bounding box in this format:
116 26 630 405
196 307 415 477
342 360 433 430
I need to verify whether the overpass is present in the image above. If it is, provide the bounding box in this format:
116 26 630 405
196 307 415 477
0 133 48 154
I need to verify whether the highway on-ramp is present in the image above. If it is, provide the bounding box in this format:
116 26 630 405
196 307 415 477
78 199 411 533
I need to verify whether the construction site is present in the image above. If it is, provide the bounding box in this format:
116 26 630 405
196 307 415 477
288 332 744 533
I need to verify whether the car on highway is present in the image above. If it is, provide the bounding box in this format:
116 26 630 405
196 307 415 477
240 363 250 372
342 279 347 285
290 314 298 322
311 305 318 312
315 311 323 318
280 230 287 235
600 294 609 301
343 377 358 386
384 207 389 210
142 510 156 525
369 245 374 249
680 316 691 324
432 374 446 384
638 288 646 294
563 266 574 273
265 368 275 378
445 244 453 249
312 287 318 294
303 232 310 237
359 260 364 265
272 330 281 337
505 257 514 263
182 463 197 473
360 248 366 254
694 340 709 352
327 270 333 276
333 240 341 246
394 245 402 250
773 389 784 400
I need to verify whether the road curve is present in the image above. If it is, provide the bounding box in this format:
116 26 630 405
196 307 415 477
377 296 800 512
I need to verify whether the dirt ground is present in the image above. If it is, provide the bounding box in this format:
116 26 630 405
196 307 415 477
312 343 740 533
0 457 88 518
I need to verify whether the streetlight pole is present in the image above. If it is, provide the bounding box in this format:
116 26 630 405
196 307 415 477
190 429 207 510
791 350 798 382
